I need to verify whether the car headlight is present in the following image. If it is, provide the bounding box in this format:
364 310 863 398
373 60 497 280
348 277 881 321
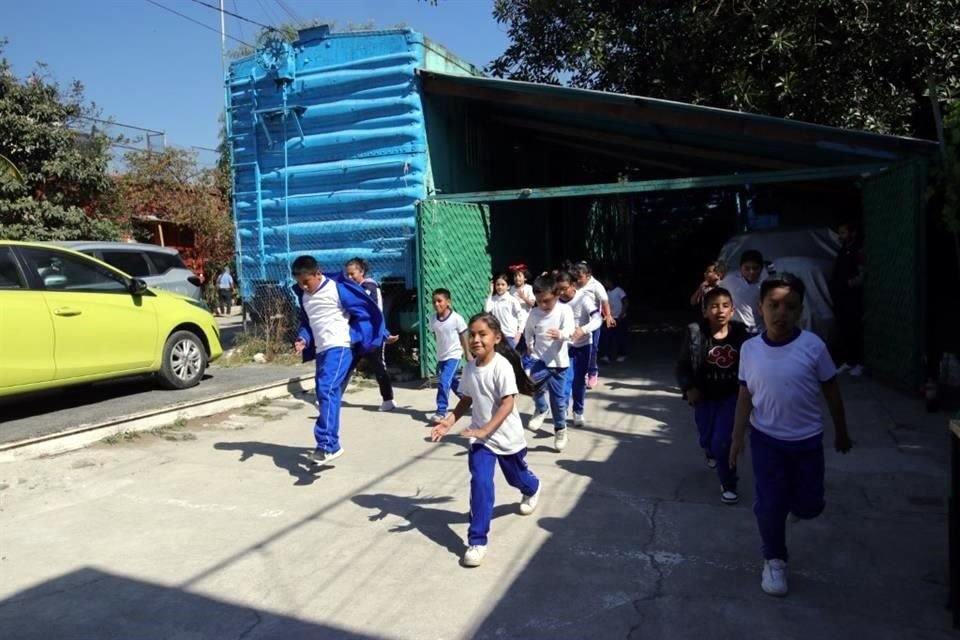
185 299 211 312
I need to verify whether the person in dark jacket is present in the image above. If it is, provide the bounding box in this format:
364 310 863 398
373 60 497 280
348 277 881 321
676 287 750 504
831 222 865 376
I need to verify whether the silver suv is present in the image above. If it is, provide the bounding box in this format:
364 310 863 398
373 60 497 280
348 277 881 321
54 242 202 299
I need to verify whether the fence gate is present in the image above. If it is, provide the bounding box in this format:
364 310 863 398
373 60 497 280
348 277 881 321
861 160 927 389
417 200 492 377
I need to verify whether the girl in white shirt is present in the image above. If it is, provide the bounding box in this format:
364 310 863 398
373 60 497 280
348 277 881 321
485 273 525 349
431 312 541 568
510 265 536 367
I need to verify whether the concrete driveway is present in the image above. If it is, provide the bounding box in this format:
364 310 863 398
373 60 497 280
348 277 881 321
0 353 952 639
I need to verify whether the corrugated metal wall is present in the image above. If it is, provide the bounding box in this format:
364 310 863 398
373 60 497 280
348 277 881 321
226 28 429 300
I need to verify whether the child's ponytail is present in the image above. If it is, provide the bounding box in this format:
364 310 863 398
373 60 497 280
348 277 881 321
468 312 539 396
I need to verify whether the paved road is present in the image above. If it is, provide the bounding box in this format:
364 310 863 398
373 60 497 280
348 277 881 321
0 351 952 639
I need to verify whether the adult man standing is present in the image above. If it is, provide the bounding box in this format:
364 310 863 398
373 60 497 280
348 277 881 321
216 266 235 316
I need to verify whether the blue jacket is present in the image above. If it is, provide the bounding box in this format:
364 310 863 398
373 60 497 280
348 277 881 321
292 273 389 363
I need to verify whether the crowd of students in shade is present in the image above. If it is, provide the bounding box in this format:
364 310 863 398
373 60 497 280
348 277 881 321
287 249 853 597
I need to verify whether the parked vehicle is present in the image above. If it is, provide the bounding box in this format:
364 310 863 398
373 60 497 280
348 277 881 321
718 227 840 342
0 241 222 397
55 241 203 300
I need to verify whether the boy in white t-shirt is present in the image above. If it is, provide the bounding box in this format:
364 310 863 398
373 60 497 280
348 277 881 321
432 312 541 568
524 274 576 452
557 271 603 427
600 275 629 363
428 288 471 423
730 273 853 598
573 262 614 388
718 250 765 334
292 255 388 466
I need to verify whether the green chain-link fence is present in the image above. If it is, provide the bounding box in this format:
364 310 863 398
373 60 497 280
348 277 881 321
417 199 492 377
862 160 927 389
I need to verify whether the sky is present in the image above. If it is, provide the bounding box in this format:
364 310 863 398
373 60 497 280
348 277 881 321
2 0 511 167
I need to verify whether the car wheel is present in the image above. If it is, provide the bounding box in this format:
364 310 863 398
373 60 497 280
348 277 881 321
158 330 207 390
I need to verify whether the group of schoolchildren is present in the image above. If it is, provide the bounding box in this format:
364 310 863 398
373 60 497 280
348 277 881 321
289 249 853 597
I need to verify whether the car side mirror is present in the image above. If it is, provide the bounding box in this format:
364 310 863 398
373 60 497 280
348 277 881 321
129 278 149 295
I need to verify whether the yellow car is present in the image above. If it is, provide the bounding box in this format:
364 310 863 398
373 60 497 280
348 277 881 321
0 241 222 397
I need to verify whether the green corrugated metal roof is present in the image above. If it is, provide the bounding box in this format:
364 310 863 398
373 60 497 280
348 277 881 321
418 70 939 175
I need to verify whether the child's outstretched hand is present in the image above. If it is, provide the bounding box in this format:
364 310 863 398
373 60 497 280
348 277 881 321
431 415 455 442
835 431 854 454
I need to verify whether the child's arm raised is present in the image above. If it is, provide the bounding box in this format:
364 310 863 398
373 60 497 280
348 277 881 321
431 396 473 441
821 379 853 453
728 385 753 470
462 394 515 440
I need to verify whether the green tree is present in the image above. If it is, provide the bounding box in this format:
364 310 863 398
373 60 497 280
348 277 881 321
490 0 960 136
115 147 234 268
0 42 120 240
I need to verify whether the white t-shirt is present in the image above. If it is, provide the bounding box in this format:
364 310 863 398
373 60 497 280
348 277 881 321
738 330 837 441
562 290 603 348
608 286 627 319
578 276 609 314
510 283 534 333
524 303 575 367
484 293 524 338
302 278 352 353
459 352 528 455
509 284 534 313
429 310 468 362
718 272 762 332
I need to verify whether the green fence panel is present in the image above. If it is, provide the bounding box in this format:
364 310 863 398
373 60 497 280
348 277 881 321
862 160 926 389
417 200 492 377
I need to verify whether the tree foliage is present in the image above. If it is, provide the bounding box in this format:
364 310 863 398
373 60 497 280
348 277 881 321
0 41 120 240
114 148 234 265
490 0 960 135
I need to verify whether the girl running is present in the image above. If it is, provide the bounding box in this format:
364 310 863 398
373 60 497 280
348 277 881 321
431 313 542 568
485 273 525 349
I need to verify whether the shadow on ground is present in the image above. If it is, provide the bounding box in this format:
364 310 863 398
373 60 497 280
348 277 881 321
214 441 324 486
352 492 515 558
0 567 371 639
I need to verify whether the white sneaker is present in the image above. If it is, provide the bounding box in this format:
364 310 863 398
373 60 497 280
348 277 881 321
720 489 739 504
309 448 345 465
761 559 788 596
573 413 585 426
462 544 486 567
837 363 852 374
849 364 864 377
379 400 396 412
519 484 541 515
431 413 447 423
528 411 547 430
555 429 568 452
615 355 627 363
600 356 610 364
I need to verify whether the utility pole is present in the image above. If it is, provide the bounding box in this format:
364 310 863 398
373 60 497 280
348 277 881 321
219 0 227 78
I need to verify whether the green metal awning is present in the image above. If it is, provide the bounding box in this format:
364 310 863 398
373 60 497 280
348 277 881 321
418 70 939 177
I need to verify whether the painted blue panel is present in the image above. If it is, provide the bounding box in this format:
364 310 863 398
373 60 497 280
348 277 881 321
226 29 428 298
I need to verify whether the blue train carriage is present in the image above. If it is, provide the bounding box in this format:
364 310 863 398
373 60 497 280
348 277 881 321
225 26 491 376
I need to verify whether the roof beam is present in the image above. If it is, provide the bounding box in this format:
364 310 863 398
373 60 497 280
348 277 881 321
426 163 891 204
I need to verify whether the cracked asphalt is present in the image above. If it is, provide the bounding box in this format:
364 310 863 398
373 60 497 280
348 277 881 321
0 347 953 639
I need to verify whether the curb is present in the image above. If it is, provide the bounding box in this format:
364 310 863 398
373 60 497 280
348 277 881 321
0 374 317 462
